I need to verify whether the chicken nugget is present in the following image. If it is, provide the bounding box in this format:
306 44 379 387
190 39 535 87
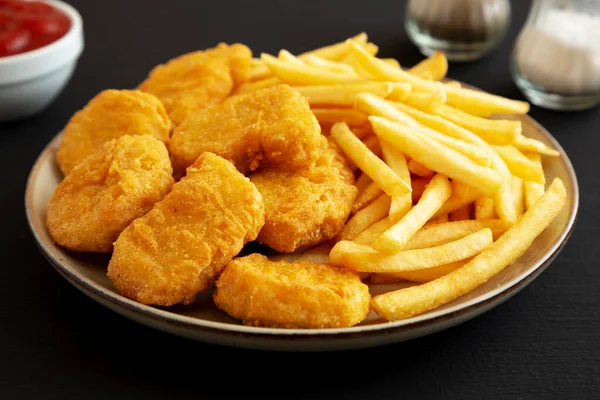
139 43 252 126
47 135 174 253
250 137 357 252
170 84 322 176
56 89 171 176
214 253 371 328
107 153 265 306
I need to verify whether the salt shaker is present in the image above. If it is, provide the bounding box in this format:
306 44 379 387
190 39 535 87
512 0 600 111
405 0 511 62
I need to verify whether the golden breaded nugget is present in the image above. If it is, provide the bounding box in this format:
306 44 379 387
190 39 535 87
139 43 252 126
214 254 371 328
250 137 357 252
47 135 174 252
56 90 170 176
107 153 264 306
170 84 322 175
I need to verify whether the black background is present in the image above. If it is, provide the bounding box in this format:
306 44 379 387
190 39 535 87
2 0 599 398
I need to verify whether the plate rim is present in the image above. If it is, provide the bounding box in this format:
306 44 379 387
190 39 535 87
24 114 579 339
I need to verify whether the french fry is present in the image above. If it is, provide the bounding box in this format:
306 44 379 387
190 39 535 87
381 58 401 69
514 136 560 157
475 196 497 220
233 76 281 94
407 50 448 81
370 178 567 321
328 240 370 267
293 82 394 106
386 83 412 102
278 49 305 65
434 105 521 145
343 229 493 273
249 58 272 81
356 219 507 247
352 181 383 214
261 53 363 85
417 72 433 80
331 122 411 197
354 172 372 195
312 108 369 126
444 80 462 88
370 116 503 195
370 260 469 284
302 55 359 75
356 94 491 167
511 176 524 219
403 90 446 112
298 32 367 61
449 203 472 221
347 40 530 116
364 42 379 56
524 152 546 210
381 140 412 221
372 174 451 253
338 194 391 241
492 145 545 184
340 53 376 79
408 159 435 178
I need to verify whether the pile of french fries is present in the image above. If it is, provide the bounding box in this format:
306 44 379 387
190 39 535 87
242 33 568 322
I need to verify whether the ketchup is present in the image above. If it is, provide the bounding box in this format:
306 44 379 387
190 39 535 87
0 0 70 58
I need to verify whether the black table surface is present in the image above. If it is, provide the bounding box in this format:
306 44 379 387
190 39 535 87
2 0 599 398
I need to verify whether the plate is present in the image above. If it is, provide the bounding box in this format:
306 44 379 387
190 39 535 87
25 114 578 352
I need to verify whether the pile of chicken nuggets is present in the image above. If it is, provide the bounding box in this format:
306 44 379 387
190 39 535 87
47 42 369 329
47 35 565 328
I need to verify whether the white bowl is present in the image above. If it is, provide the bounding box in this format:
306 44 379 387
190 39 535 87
0 0 84 122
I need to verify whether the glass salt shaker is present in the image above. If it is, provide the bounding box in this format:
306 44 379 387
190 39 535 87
405 0 511 62
511 0 600 111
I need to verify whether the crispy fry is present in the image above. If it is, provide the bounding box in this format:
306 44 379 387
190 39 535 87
403 90 446 112
331 122 411 198
293 82 393 106
356 219 506 248
524 152 546 210
432 180 481 219
511 176 524 220
278 49 306 65
370 260 469 284
407 51 448 81
249 58 272 81
299 32 367 61
370 117 503 195
303 55 359 75
435 105 521 145
338 194 391 241
370 178 567 321
343 229 493 273
381 58 401 69
372 174 451 253
514 136 560 157
261 53 363 85
493 145 546 184
381 140 412 221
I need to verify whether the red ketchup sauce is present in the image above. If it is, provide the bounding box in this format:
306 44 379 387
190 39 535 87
0 0 70 58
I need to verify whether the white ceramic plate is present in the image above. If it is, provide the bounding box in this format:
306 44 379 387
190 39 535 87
25 114 578 351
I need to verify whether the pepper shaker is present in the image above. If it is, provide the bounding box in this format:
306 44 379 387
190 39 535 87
511 0 600 111
405 0 511 62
